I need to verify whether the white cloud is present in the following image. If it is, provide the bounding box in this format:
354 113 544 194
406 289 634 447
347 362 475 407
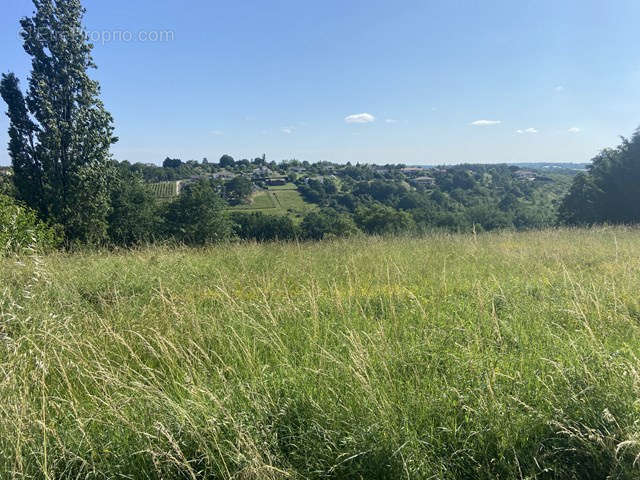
555 85 565 92
211 130 224 136
345 113 376 124
281 126 295 134
517 127 538 134
568 127 581 133
516 129 523 134
471 119 501 126
385 118 398 124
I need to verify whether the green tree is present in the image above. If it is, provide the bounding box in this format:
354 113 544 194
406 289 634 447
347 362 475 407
558 172 603 225
0 0 117 244
224 176 253 204
161 180 232 245
107 167 159 246
301 209 359 240
162 157 182 169
560 129 640 225
355 204 415 235
219 155 235 168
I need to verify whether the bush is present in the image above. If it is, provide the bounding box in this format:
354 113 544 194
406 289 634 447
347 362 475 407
231 212 298 241
300 209 359 240
0 194 61 255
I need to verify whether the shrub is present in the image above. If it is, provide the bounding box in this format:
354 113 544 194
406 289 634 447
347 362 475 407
0 194 61 255
231 212 298 241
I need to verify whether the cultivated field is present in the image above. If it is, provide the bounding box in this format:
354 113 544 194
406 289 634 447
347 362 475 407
230 185 315 218
2 228 640 478
149 180 179 199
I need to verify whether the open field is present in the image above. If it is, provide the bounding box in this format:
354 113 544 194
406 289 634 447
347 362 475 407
271 189 315 213
230 186 315 218
2 228 640 478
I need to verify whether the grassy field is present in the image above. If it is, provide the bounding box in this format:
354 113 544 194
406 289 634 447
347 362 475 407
2 228 640 478
230 186 315 218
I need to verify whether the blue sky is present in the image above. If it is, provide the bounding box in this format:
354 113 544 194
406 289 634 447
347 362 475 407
2 0 640 165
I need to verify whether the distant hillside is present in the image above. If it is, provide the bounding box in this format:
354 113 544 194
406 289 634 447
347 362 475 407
415 162 589 171
506 162 589 171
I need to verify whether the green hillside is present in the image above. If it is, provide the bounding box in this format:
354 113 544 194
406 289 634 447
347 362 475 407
230 185 316 218
2 228 640 478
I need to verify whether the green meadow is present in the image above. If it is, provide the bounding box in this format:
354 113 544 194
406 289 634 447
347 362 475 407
2 228 640 479
230 186 316 217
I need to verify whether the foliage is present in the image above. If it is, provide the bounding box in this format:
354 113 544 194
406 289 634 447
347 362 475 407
219 154 235 168
300 209 359 239
160 179 232 245
0 193 61 255
107 167 159 246
0 0 117 244
224 176 253 204
231 212 298 241
109 159 575 243
355 204 415 235
560 129 640 225
162 157 183 169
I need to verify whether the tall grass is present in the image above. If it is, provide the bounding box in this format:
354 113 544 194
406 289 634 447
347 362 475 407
2 228 640 479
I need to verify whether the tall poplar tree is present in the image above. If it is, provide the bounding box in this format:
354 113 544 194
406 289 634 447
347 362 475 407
0 0 117 244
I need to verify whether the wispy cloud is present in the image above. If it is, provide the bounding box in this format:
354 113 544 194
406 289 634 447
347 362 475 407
517 127 538 134
568 127 581 133
211 130 224 136
385 118 398 124
471 119 501 126
555 85 565 92
345 113 376 124
281 126 294 134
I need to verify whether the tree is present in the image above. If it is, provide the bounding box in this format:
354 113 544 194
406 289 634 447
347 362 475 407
224 176 253 204
219 154 235 168
107 167 159 246
354 204 415 235
162 157 182 169
300 209 359 240
558 172 602 225
161 180 232 245
560 129 640 225
0 0 117 244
